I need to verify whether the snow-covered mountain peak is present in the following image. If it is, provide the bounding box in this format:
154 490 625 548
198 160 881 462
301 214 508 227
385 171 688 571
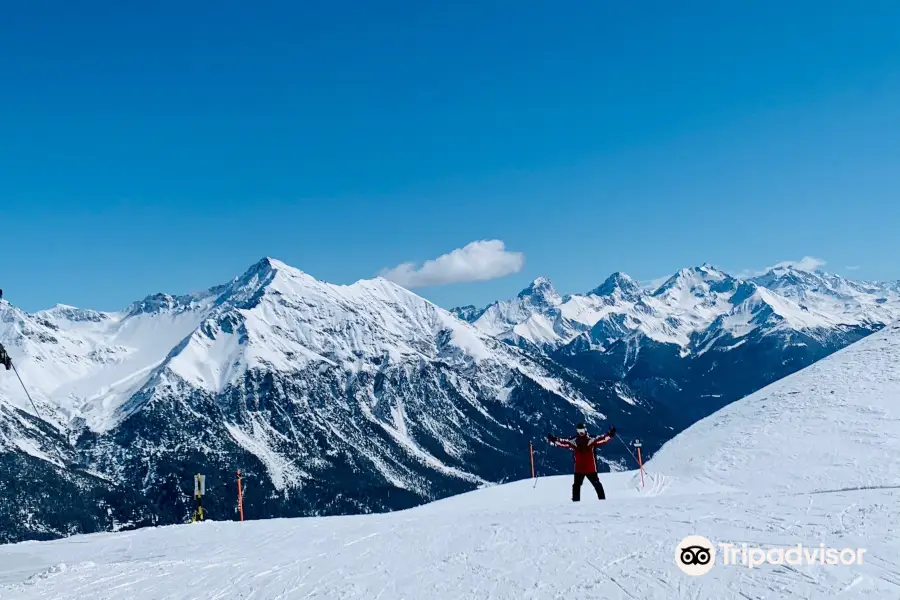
643 266 740 334
728 280 759 305
589 272 643 301
125 293 181 316
728 284 833 327
124 283 227 317
249 256 317 287
693 282 842 355
7 256 589 436
748 264 876 300
465 278 566 340
465 261 900 355
652 264 736 298
160 263 492 393
4 256 900 563
15 257 588 427
0 300 26 329
450 305 485 322
749 265 900 325
240 256 295 275
215 255 322 310
260 256 294 271
38 304 111 325
691 263 729 281
751 265 824 294
515 276 561 306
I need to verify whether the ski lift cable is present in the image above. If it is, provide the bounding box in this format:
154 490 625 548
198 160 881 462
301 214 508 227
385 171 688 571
11 362 75 468
11 363 42 420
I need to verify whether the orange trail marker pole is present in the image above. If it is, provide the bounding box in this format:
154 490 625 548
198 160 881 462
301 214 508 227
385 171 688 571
237 470 245 522
530 441 535 479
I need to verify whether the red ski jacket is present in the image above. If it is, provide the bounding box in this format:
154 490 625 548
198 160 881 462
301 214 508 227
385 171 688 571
550 433 613 474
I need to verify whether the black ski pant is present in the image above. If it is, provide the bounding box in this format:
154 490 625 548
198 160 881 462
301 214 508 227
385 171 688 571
573 472 605 501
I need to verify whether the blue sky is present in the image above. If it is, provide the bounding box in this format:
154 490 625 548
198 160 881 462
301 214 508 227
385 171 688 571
2 1 899 312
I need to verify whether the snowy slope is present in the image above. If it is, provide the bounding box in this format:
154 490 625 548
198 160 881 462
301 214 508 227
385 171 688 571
2 478 894 599
691 282 843 355
0 292 219 431
3 323 899 598
649 320 900 493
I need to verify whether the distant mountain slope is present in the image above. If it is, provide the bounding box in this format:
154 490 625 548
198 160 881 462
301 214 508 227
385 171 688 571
456 264 900 352
457 264 900 428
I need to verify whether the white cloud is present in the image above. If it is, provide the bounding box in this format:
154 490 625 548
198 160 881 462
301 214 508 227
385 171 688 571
767 256 827 272
845 265 861 271
733 256 828 279
379 240 525 288
640 276 671 291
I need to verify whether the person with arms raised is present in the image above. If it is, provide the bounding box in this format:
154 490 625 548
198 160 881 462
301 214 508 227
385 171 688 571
547 423 616 501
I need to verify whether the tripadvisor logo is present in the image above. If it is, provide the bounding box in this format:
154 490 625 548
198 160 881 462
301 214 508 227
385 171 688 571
675 535 716 576
675 536 867 575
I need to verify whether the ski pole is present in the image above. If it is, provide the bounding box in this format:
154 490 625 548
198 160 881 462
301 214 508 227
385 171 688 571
532 440 544 489
11 362 71 467
615 435 648 486
615 434 639 463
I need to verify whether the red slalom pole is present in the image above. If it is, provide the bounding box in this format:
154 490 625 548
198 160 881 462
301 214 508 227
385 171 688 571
237 470 245 522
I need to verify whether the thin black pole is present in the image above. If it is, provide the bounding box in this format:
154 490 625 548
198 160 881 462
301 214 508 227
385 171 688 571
11 363 41 419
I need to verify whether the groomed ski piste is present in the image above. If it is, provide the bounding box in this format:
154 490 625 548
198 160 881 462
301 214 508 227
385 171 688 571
1 323 899 599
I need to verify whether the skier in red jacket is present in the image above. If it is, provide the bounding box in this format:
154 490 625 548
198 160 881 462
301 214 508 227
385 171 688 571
547 423 616 501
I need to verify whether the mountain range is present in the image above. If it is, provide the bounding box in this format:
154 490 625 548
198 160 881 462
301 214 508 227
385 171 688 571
4 320 899 598
1 258 898 542
0 258 671 542
454 263 900 423
455 263 899 351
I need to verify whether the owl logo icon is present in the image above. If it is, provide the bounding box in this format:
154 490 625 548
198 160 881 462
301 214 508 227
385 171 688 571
676 535 716 576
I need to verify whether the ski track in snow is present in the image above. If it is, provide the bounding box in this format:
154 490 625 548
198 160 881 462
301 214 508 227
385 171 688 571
0 473 896 599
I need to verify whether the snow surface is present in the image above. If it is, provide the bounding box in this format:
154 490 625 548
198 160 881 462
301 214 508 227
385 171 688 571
4 471 896 599
651 321 900 494
2 322 899 598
